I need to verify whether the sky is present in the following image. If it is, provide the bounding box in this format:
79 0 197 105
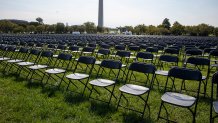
0 0 218 28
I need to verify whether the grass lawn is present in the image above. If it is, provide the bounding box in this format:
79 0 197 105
0 57 217 123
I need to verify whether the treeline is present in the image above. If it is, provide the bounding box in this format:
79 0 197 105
0 17 218 36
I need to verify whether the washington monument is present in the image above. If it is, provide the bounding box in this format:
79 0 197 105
98 0 104 27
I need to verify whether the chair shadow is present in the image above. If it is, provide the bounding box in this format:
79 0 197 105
122 112 154 123
41 86 60 97
24 80 42 89
89 101 117 116
64 92 88 105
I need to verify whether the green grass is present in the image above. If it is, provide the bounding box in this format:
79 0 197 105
0 57 217 123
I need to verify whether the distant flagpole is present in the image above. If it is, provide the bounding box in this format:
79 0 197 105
98 0 104 27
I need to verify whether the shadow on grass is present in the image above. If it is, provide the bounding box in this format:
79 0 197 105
122 112 154 123
64 92 88 105
41 86 60 97
89 101 117 116
24 80 42 89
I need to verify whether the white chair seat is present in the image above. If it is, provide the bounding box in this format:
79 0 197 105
53 55 58 58
155 70 169 76
66 73 89 80
119 84 149 95
213 101 218 113
122 64 126 68
7 59 23 63
83 52 92 54
89 79 115 87
161 92 196 107
45 68 65 74
95 60 102 65
211 64 218 67
202 76 206 80
0 57 10 61
17 62 34 66
72 51 81 53
29 65 48 70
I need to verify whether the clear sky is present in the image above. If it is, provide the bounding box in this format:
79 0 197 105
0 0 218 27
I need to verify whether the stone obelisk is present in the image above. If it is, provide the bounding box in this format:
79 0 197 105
98 0 104 27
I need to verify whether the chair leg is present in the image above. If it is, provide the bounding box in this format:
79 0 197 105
157 101 163 120
108 85 116 106
116 93 122 110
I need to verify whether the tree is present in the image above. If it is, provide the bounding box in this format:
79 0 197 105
36 25 45 33
47 24 56 33
170 21 185 35
83 22 97 33
214 27 218 37
56 23 65 33
36 17 43 24
147 25 157 35
0 20 17 33
26 25 36 33
157 27 170 35
13 26 25 33
162 18 171 29
197 23 214 36
134 24 147 35
185 26 198 36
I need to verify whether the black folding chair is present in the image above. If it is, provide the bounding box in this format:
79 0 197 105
0 46 16 67
157 67 202 123
136 52 154 63
41 53 72 88
65 56 96 96
210 71 218 123
27 51 53 82
89 60 122 105
117 62 156 117
184 57 210 97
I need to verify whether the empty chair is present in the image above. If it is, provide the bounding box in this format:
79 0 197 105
41 53 72 88
26 51 53 82
80 47 95 56
0 46 16 63
210 71 218 123
89 60 122 105
65 56 96 96
157 67 202 123
184 57 210 97
209 50 218 70
136 52 154 63
117 62 156 117
68 46 80 57
164 48 179 56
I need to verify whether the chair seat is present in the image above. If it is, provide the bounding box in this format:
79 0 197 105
45 68 66 74
128 56 136 59
161 92 196 107
83 52 92 54
155 70 169 76
7 59 23 63
202 76 206 80
0 57 10 61
211 64 218 67
53 55 58 58
17 62 34 66
122 64 127 68
95 60 102 65
72 51 81 53
110 55 116 57
66 73 89 80
213 101 218 113
29 65 48 70
89 79 115 87
119 84 149 96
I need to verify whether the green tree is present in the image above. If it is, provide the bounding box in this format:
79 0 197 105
162 18 171 29
83 22 97 33
147 25 157 35
185 26 198 36
47 24 56 33
134 24 147 35
56 23 65 33
0 20 17 33
13 26 25 33
26 25 36 33
197 23 214 36
36 17 43 24
170 21 185 35
36 25 45 33
214 27 218 37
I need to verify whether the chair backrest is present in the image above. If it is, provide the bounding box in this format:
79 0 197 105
129 46 140 51
168 67 202 81
57 53 72 60
129 62 156 74
41 51 53 58
136 52 154 60
116 50 130 57
100 60 122 69
210 50 218 57
82 47 95 52
19 47 29 53
211 71 218 100
115 45 125 50
98 49 110 55
30 49 41 56
186 49 202 56
146 47 158 53
159 55 179 63
164 48 179 55
78 56 96 64
69 46 79 51
186 57 210 66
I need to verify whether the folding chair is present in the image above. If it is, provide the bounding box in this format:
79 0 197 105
209 50 218 71
184 57 210 97
26 50 53 82
65 56 96 96
41 53 72 88
154 55 179 89
210 71 218 123
3 47 29 73
89 60 122 105
157 67 202 123
136 52 154 63
117 62 156 117
0 46 16 65
80 47 95 56
16 49 41 77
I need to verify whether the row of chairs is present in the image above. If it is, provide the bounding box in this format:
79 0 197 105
0 45 218 122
